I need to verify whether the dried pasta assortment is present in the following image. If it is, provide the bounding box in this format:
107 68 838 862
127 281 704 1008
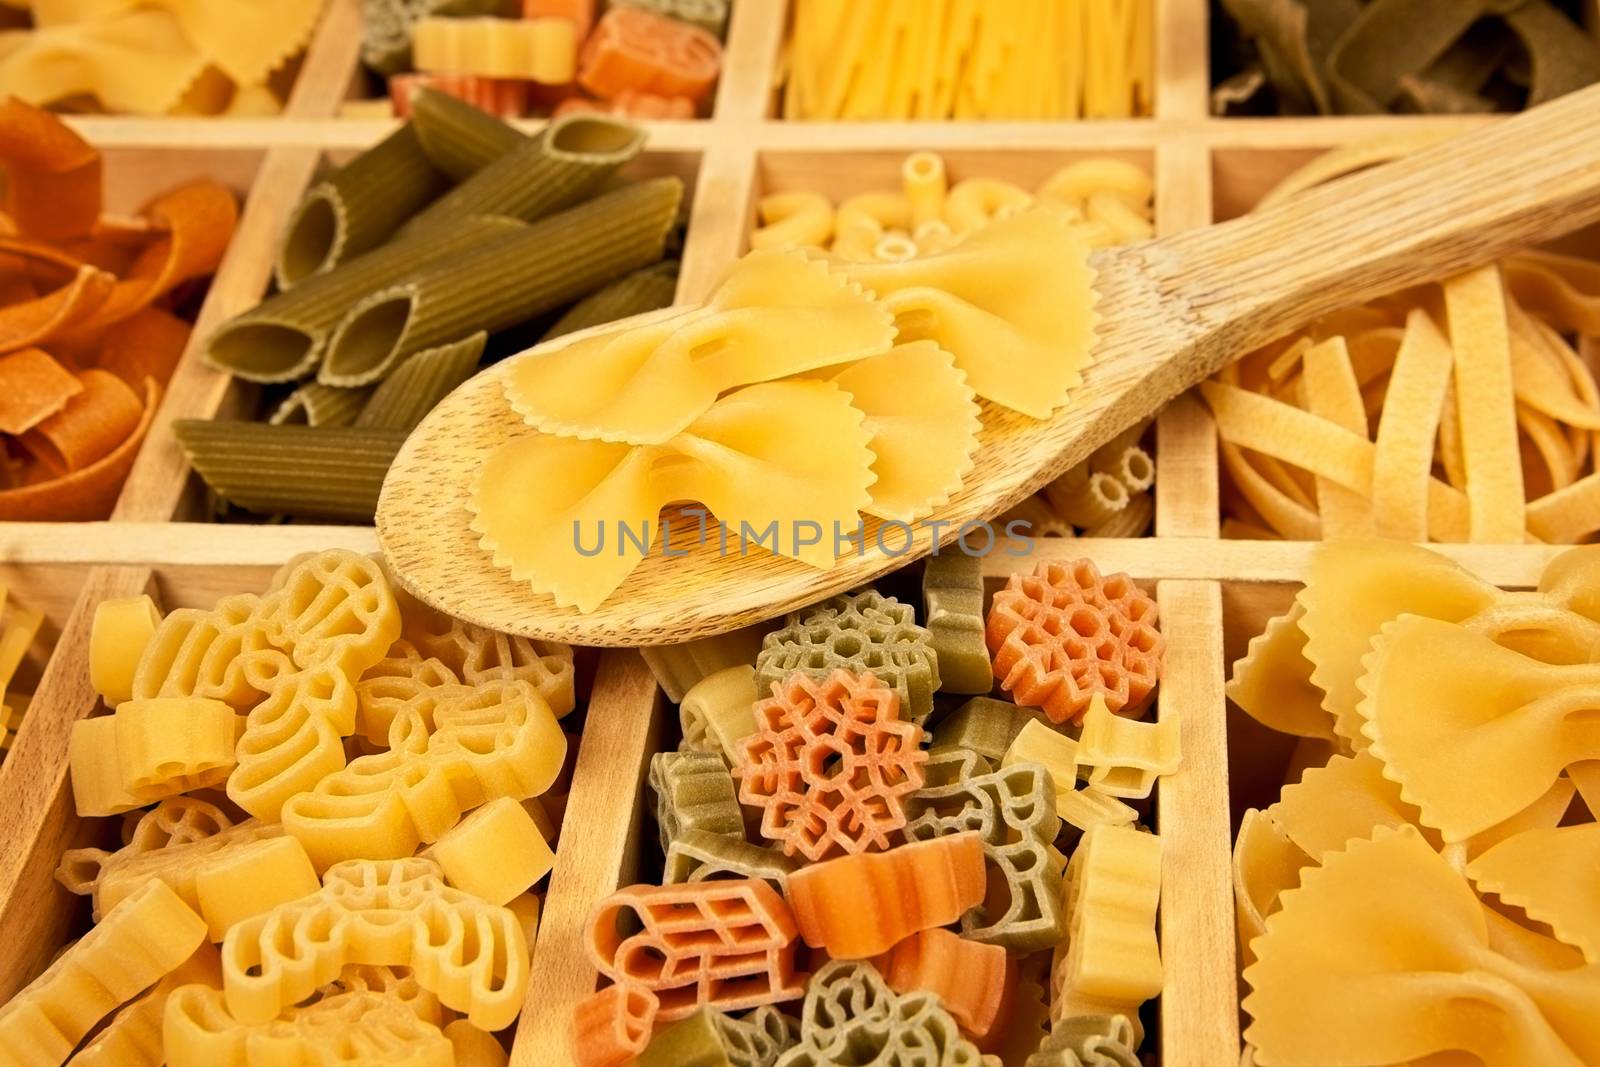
1213 0 1600 116
0 0 321 116
0 100 236 520
751 151 1158 540
185 91 683 522
579 558 1171 1066
1230 540 1600 1065
1208 142 1600 543
359 0 725 120
0 548 578 1065
782 0 1154 119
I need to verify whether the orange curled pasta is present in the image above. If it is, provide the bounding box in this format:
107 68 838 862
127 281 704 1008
0 100 235 519
21 369 143 474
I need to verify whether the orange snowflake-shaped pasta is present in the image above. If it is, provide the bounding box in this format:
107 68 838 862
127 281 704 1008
987 559 1163 724
734 669 927 861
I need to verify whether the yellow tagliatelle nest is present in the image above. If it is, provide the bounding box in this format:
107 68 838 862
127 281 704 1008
1209 144 1600 545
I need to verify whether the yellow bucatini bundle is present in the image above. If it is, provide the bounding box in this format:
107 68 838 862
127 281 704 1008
783 0 1153 120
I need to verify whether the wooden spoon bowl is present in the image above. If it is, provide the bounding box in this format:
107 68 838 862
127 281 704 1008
379 84 1600 646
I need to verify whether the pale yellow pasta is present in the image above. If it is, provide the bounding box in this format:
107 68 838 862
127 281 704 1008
751 191 833 251
942 177 1031 234
829 219 883 261
473 381 875 612
1370 309 1454 541
872 233 918 262
1075 696 1179 799
1054 825 1163 1009
828 342 980 522
836 191 910 235
1038 159 1154 208
411 16 576 82
842 209 1098 419
901 151 947 228
1301 337 1373 539
1085 192 1153 244
1048 470 1128 528
89 595 162 707
1445 265 1525 543
505 249 895 445
677 664 761 763
1084 489 1153 538
1232 808 1309 968
912 219 955 255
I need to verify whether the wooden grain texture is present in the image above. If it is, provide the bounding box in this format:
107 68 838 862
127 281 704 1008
0 566 153 1001
1153 138 1218 539
513 651 662 1065
1155 579 1240 1066
378 85 1600 645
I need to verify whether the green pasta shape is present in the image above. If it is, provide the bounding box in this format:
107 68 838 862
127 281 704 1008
276 124 449 290
400 113 647 236
409 87 531 182
269 382 374 428
321 177 683 386
354 331 486 432
173 421 406 522
542 259 679 341
204 215 526 384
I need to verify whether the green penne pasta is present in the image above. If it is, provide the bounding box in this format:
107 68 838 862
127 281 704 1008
174 421 407 522
400 114 646 236
322 177 682 386
354 331 486 432
276 124 449 290
542 259 680 341
269 382 375 428
204 215 526 384
409 88 531 182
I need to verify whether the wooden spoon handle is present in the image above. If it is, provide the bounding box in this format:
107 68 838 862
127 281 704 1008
1148 82 1600 358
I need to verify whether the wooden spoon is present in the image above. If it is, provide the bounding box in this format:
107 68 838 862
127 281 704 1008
379 84 1600 646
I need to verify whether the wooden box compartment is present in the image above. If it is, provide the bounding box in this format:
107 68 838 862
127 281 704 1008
0 559 619 1060
516 548 1240 1065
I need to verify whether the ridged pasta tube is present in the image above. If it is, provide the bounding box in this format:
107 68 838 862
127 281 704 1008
409 86 531 182
277 125 449 290
541 261 679 341
322 177 683 386
173 422 407 521
354 332 487 432
269 383 374 428
204 216 526 383
401 114 646 236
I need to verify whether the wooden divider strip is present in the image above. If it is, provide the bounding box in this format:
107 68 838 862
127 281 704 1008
515 651 663 1064
0 565 154 1000
1156 579 1240 1066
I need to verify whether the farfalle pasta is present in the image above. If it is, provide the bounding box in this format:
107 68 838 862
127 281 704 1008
0 0 321 116
471 202 1098 612
12 548 580 1063
1232 541 1600 1065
